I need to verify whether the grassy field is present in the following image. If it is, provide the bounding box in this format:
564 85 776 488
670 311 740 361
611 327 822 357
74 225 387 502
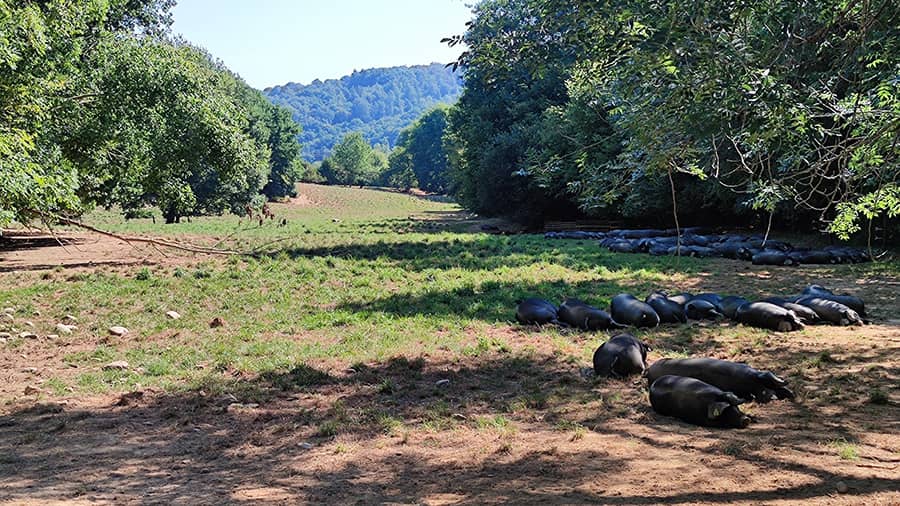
0 183 898 504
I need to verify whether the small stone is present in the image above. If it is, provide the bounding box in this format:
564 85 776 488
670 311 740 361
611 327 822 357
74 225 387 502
836 481 849 494
209 317 226 328
299 442 314 450
22 367 39 374
227 402 259 412
0 332 10 339
56 323 77 334
1 314 13 323
24 321 34 328
0 338 6 344
32 310 41 316
165 311 181 320
115 391 144 406
2 307 13 315
108 326 129 336
452 413 468 420
46 334 58 339
435 379 451 387
23 385 45 395
103 361 130 371
62 315 78 323
18 332 37 339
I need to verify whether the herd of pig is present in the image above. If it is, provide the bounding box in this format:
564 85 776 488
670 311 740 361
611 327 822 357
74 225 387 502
515 284 866 332
544 227 871 266
514 284 868 428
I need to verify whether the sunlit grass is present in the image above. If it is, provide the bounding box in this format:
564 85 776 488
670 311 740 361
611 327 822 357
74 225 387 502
1 183 898 399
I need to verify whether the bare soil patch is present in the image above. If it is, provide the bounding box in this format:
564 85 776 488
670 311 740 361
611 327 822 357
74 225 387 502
1 336 897 505
0 231 205 273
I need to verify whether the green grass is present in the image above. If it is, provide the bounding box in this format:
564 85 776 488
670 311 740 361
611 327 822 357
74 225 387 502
830 439 860 460
1 183 897 400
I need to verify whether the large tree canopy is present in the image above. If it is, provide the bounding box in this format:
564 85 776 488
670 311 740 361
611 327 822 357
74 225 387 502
447 0 900 237
319 132 386 186
1 0 304 228
383 106 453 193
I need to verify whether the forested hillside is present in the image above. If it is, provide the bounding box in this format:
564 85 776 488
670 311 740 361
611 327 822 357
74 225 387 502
264 64 462 161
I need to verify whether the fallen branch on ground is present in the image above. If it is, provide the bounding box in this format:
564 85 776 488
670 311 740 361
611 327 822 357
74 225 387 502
58 215 246 255
28 211 251 256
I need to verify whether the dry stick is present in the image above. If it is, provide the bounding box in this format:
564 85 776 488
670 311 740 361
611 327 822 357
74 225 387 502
667 164 681 257
45 214 246 256
762 209 774 248
761 153 777 249
40 217 73 255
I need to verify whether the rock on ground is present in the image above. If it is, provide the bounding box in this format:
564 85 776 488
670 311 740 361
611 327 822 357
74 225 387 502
56 323 77 334
103 361 130 371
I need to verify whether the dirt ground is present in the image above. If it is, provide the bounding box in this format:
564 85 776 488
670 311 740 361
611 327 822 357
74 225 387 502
1 232 898 505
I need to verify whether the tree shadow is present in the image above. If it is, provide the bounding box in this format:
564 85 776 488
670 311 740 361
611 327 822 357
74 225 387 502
0 234 87 252
274 234 702 274
1 345 896 504
337 278 654 324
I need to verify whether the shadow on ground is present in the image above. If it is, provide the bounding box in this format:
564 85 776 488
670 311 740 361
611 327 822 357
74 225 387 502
1 345 897 504
273 234 707 274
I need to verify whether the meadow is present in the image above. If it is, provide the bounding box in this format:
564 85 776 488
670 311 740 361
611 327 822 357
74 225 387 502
0 184 897 504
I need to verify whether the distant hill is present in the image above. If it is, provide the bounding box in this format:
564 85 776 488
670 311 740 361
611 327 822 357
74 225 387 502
264 63 462 162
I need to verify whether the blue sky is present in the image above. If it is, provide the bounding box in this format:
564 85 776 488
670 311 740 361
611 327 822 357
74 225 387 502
171 0 475 90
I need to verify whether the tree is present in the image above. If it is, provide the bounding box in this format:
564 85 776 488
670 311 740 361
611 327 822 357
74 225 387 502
1 0 112 228
59 38 270 223
570 0 899 237
262 106 304 200
382 150 418 190
324 132 381 186
444 0 588 224
388 106 453 193
446 0 900 236
0 0 305 228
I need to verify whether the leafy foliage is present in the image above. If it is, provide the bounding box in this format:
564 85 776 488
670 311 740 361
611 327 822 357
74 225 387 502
1 0 109 227
319 132 387 186
446 0 900 238
445 0 586 225
61 38 271 223
264 64 462 162
0 0 304 227
383 106 453 193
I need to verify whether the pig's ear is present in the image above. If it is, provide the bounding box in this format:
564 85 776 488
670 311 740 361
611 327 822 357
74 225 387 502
723 392 744 405
708 402 730 419
759 371 787 387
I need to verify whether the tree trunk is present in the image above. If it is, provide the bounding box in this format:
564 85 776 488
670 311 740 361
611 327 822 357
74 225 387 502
164 206 178 224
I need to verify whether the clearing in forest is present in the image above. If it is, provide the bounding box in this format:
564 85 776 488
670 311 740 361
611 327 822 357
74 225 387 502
0 184 898 505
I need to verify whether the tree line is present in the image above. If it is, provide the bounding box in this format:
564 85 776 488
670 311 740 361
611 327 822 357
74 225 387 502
311 106 452 194
1 0 305 227
438 0 899 239
5 0 895 241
